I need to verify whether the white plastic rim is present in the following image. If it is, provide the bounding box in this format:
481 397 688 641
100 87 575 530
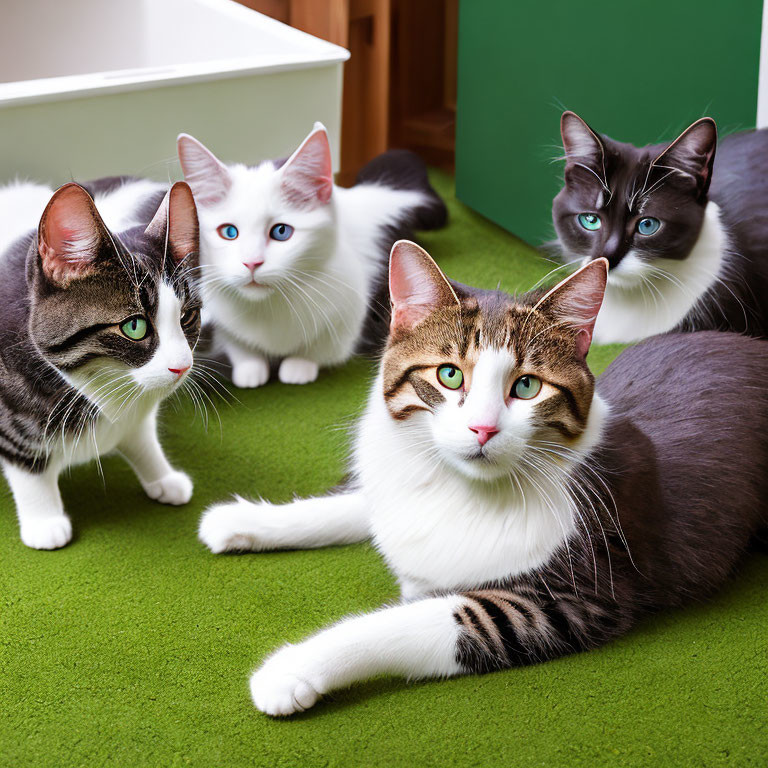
0 0 350 108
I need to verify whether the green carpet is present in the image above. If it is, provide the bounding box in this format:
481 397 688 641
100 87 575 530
2 172 765 767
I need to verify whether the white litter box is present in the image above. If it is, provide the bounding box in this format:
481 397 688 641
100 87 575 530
0 0 349 183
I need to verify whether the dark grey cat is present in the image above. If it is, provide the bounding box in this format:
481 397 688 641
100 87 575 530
198 247 768 715
553 111 768 343
0 181 202 550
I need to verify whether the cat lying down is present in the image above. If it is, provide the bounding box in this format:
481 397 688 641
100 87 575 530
201 243 768 715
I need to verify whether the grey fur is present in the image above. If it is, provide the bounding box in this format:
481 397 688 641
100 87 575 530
0 186 201 472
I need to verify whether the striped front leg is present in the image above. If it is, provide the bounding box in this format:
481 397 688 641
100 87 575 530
454 587 624 674
248 587 626 716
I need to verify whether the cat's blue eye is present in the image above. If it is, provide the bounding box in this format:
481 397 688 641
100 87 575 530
269 223 294 242
636 217 661 236
217 223 239 240
577 213 601 231
120 316 148 341
512 375 542 400
437 364 463 390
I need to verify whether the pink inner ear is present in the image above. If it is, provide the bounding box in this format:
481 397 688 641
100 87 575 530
389 241 456 333
167 183 199 264
536 259 607 360
39 186 102 282
281 128 333 208
177 135 231 207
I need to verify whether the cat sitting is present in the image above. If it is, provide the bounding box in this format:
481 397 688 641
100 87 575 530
177 123 447 387
553 111 768 343
0 181 201 549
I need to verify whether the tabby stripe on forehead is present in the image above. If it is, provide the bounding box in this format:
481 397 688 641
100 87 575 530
43 323 116 355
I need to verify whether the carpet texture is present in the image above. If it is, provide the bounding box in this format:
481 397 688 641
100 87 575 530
2 172 766 767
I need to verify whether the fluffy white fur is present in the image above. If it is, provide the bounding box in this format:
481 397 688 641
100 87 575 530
3 182 194 550
0 178 167 257
590 202 727 343
200 344 608 713
0 181 54 256
178 124 428 387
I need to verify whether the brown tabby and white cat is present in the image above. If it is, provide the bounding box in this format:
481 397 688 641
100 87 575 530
200 242 768 715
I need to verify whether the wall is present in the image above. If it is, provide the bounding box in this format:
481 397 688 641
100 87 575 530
456 0 763 246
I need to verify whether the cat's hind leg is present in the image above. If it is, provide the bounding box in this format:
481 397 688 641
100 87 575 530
4 463 72 550
199 491 370 553
117 409 192 505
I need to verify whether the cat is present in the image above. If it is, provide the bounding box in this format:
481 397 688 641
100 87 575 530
177 122 447 387
0 180 202 550
552 111 768 343
199 242 768 716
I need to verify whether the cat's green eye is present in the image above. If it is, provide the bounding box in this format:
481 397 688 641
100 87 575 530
512 375 542 400
120 316 148 341
437 364 464 390
636 217 661 236
577 213 601 231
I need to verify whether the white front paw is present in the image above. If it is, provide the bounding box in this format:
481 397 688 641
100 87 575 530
198 497 264 553
144 471 193 505
231 358 270 388
20 515 73 550
250 646 320 716
278 357 319 385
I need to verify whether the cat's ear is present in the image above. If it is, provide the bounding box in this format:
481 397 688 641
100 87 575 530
652 117 717 198
177 133 232 207
534 258 608 360
561 111 605 168
37 183 110 285
144 182 200 266
280 122 333 208
389 240 459 334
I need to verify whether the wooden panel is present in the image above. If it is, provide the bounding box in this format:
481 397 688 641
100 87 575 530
390 0 455 167
336 0 391 184
235 0 289 23
290 0 350 46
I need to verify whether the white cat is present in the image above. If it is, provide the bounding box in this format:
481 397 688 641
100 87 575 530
177 123 446 387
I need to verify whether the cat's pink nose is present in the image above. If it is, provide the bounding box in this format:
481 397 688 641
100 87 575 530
168 365 190 376
469 424 499 446
243 260 263 272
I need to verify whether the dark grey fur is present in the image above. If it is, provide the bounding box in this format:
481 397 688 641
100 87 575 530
451 330 768 673
0 187 201 472
553 115 768 336
354 150 448 353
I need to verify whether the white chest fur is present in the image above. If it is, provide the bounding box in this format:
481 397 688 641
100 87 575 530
592 202 727 344
353 384 606 598
48 391 161 472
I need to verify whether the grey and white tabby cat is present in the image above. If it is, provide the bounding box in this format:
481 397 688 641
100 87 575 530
553 111 768 343
0 180 201 550
177 123 447 387
199 242 768 715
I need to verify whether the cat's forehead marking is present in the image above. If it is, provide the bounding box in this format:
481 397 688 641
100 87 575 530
595 190 604 209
